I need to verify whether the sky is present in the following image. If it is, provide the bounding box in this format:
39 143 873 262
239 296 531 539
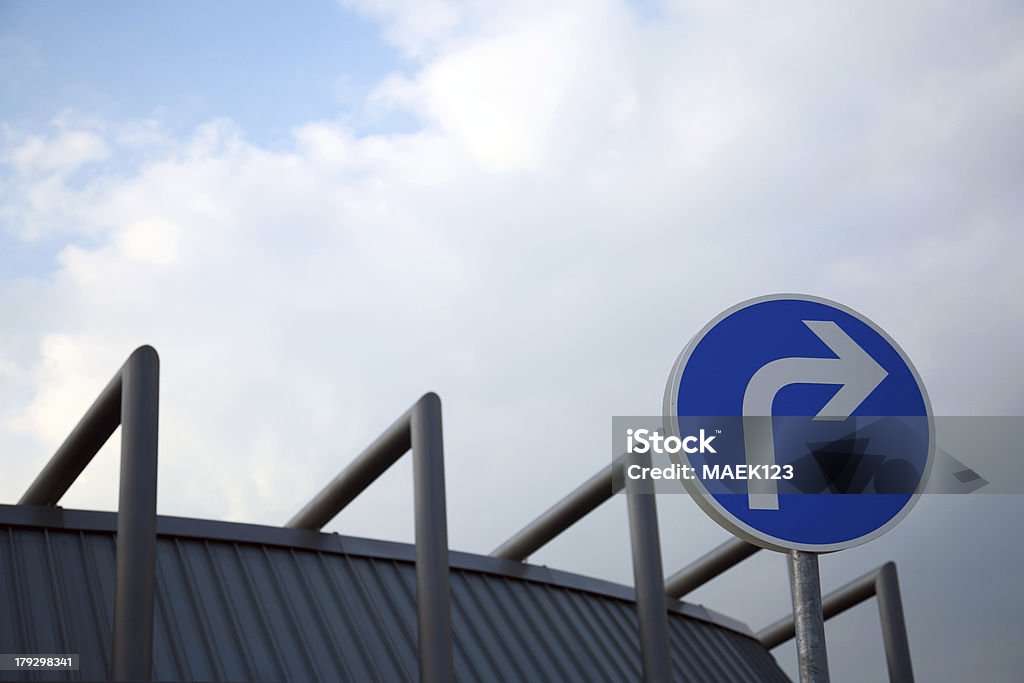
1 0 1023 680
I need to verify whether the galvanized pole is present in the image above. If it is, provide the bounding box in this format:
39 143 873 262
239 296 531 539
757 560 915 681
876 562 914 683
19 346 161 681
112 346 160 682
285 393 454 683
788 550 830 683
757 568 874 649
626 464 672 683
410 393 454 683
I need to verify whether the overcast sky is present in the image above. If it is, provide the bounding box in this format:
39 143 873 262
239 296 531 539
1 1 1022 680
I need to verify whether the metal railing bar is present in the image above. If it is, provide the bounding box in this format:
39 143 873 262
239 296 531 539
493 452 676 681
409 393 453 683
663 537 760 598
18 345 160 682
112 347 160 682
757 562 913 683
626 462 673 683
757 565 879 647
875 563 914 683
491 453 629 562
285 407 412 530
19 371 123 506
285 392 453 683
493 445 915 683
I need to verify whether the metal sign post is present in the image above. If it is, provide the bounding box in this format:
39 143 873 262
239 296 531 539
662 294 932 680
788 550 830 683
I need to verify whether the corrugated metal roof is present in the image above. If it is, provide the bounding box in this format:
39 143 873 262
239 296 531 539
0 505 789 682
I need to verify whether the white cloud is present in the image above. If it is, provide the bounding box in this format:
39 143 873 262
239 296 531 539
0 0 1018 528
342 0 465 58
8 129 109 175
114 217 180 265
383 5 618 172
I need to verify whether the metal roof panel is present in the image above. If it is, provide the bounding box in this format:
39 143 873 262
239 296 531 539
0 508 789 682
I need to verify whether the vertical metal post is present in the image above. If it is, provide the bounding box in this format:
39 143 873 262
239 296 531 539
410 393 454 683
112 345 160 682
876 562 914 683
788 550 830 683
626 457 672 683
286 392 453 682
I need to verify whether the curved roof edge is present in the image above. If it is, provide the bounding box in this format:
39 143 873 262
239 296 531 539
0 502 754 638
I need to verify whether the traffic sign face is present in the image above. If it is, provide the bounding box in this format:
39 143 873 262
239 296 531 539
663 294 933 552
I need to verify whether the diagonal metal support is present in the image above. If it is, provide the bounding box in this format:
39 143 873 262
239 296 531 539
664 537 760 598
491 453 628 561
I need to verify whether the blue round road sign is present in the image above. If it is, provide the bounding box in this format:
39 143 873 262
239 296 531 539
663 294 933 552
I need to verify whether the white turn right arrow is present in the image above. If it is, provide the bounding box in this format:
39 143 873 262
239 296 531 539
741 320 888 510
